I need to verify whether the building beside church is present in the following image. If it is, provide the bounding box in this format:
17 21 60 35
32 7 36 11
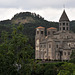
35 10 75 61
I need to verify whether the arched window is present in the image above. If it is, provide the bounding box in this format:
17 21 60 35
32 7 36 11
49 44 51 48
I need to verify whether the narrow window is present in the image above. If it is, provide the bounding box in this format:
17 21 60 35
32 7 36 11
57 45 58 48
64 52 66 55
44 45 46 47
67 36 68 39
37 31 39 34
41 31 43 34
63 27 65 30
67 27 68 30
48 31 50 35
49 44 51 48
68 52 70 55
66 23 68 26
63 23 65 25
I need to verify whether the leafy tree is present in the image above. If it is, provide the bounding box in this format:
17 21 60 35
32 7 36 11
44 64 57 75
44 69 56 75
57 70 70 75
58 62 75 75
0 31 17 75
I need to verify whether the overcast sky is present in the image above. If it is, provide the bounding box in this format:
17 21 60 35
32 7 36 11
0 0 75 22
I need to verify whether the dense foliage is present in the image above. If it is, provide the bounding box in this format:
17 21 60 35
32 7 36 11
0 24 34 74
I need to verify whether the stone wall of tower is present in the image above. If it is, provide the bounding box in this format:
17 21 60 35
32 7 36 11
59 21 70 31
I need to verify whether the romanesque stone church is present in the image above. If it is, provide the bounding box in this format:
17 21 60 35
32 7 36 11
35 10 75 61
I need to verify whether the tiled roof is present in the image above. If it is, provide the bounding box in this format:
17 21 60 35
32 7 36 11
47 27 57 30
36 26 45 29
59 10 69 22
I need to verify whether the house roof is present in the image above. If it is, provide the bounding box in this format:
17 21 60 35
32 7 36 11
59 10 69 22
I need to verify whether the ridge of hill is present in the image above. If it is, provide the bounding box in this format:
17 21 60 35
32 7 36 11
11 12 45 24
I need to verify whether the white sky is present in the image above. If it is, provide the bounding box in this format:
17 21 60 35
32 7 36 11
0 0 75 22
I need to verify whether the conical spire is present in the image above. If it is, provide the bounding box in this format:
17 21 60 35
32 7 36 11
59 10 69 22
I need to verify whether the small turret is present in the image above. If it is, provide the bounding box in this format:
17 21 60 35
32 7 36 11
47 27 57 36
35 26 45 40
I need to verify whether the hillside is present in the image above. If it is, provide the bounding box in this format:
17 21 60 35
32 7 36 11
11 12 44 24
0 12 75 48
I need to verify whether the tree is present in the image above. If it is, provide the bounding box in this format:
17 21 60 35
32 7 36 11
57 70 70 75
44 64 57 75
58 62 75 75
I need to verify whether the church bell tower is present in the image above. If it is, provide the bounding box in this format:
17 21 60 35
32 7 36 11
35 26 45 59
59 10 70 31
